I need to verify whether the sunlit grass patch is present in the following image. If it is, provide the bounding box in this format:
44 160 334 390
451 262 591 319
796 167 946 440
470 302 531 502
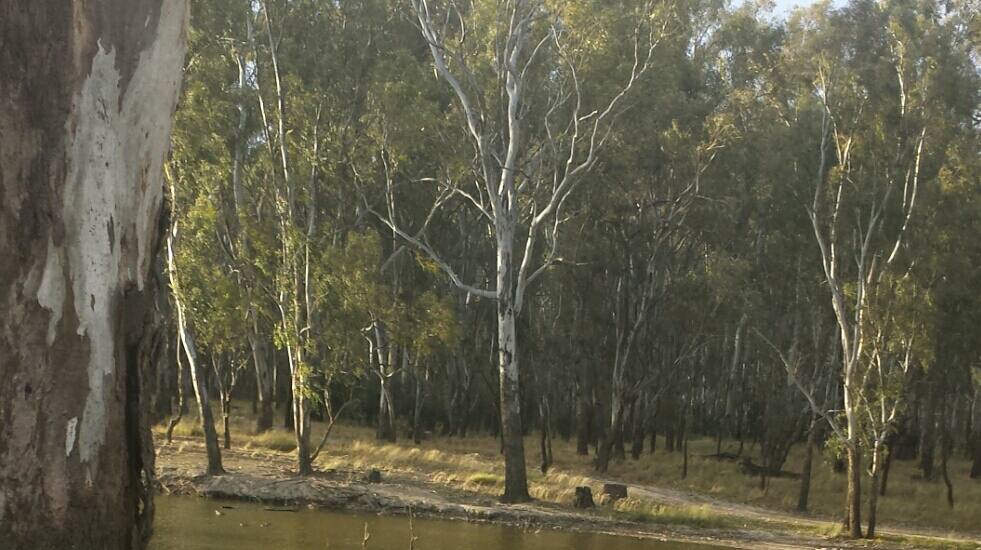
529 471 594 504
610 499 734 530
247 429 297 452
155 419 203 439
465 473 504 487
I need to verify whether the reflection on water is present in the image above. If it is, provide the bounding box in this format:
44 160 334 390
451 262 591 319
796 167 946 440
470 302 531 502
150 495 730 550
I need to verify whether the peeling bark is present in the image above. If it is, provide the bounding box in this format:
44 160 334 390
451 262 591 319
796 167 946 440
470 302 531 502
0 0 188 546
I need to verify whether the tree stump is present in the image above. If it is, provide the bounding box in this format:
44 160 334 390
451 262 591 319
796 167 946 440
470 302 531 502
573 486 595 509
602 483 627 501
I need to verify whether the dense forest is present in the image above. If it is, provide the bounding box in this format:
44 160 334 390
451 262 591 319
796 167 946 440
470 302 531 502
159 0 981 539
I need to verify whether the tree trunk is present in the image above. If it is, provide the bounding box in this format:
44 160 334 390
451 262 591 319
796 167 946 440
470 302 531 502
151 247 175 424
970 387 981 478
374 324 396 443
682 390 692 479
177 301 224 476
166 338 186 443
284 391 294 430
940 421 954 509
152 334 174 422
631 398 646 460
970 436 981 478
596 397 625 473
377 372 395 442
650 421 657 454
879 435 893 497
682 416 690 479
576 359 593 456
248 320 274 433
223 411 231 451
919 386 937 480
576 380 591 456
0 1 187 546
288 343 313 475
867 440 882 539
846 444 862 538
413 369 424 445
539 397 552 474
498 279 530 503
797 419 816 511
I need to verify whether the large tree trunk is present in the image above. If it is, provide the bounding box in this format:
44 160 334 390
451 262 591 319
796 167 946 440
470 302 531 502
498 243 530 502
0 0 188 546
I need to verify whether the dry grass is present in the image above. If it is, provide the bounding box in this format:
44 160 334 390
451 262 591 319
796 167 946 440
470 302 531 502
579 436 981 534
464 473 504 487
154 404 981 536
609 499 737 530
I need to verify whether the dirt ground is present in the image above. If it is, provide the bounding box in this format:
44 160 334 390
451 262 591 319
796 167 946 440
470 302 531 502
153 435 981 550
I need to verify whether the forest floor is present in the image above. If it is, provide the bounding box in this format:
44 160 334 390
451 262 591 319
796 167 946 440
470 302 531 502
152 414 981 550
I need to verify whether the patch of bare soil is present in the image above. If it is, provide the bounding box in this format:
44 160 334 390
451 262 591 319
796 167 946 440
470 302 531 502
154 437 977 550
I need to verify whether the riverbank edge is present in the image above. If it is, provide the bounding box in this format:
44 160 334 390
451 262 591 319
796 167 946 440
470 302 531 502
154 468 894 550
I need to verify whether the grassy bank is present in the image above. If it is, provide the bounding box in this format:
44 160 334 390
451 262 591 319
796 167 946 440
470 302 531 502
153 403 981 539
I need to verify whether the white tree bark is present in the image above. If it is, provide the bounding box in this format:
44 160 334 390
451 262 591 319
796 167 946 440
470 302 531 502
0 0 189 546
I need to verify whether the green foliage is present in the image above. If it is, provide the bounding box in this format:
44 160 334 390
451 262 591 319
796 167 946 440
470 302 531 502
165 0 981 510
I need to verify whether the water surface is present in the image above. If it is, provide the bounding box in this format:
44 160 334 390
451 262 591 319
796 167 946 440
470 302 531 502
151 495 732 550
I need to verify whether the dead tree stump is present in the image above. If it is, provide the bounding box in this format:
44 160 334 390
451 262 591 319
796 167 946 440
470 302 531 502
573 486 595 509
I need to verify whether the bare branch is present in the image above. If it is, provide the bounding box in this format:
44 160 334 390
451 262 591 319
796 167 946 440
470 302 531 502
369 204 496 299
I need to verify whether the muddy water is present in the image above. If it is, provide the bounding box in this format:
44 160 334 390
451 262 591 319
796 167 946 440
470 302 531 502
150 496 732 550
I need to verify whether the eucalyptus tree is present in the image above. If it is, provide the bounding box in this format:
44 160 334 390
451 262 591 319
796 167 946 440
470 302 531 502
164 0 282 436
777 0 980 536
374 0 666 502
168 0 399 473
165 203 225 475
166 0 261 470
0 0 188 546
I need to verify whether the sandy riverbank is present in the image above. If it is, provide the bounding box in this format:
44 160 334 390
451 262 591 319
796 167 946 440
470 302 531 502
154 436 981 550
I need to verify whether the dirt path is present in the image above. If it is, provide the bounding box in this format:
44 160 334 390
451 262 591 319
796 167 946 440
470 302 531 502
154 437 979 550
599 474 981 545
